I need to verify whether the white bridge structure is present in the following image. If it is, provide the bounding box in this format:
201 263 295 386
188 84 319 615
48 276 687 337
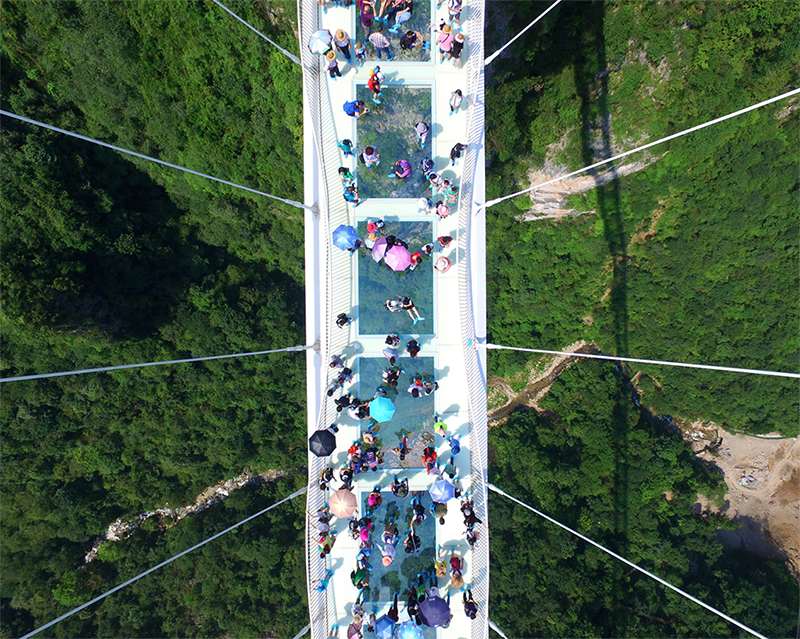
300 0 488 636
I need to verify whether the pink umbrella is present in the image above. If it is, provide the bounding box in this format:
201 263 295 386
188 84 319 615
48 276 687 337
372 236 388 262
384 245 412 271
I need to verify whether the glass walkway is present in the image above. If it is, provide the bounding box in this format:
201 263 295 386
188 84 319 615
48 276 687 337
300 0 488 637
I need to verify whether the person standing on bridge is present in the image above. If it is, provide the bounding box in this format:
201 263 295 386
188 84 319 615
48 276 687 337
435 23 455 63
367 66 383 103
449 90 463 116
450 141 467 164
360 146 381 168
360 1 375 35
414 121 430 148
447 0 462 26
334 29 353 63
451 32 465 65
368 25 394 61
325 50 342 80
463 588 478 619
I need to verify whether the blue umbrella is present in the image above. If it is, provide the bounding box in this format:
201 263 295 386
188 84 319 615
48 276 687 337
332 224 359 250
428 479 455 503
418 595 452 627
396 621 424 639
375 615 396 639
370 396 396 423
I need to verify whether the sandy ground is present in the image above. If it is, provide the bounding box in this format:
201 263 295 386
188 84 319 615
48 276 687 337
683 421 800 575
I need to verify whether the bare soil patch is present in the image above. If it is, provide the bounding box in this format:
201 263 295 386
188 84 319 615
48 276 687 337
683 421 800 574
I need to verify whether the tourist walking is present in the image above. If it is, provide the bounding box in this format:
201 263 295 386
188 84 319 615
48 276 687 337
338 138 356 157
449 90 463 115
450 141 467 164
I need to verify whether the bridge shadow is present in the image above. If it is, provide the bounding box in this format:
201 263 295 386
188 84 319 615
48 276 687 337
574 1 631 631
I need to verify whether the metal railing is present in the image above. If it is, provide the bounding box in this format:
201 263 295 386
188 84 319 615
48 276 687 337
455 1 490 638
299 0 357 634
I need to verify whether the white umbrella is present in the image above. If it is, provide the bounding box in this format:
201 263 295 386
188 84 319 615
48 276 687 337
308 29 332 54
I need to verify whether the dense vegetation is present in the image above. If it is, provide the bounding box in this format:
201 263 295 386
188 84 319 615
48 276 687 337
1 2 308 636
2 1 797 637
489 360 799 637
484 0 800 435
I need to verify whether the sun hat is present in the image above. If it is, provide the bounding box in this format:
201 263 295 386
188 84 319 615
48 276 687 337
435 256 451 273
455 33 465 42
325 49 336 61
382 555 393 566
442 24 452 33
336 29 347 41
367 222 376 233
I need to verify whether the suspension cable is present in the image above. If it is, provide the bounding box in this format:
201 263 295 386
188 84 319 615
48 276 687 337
481 344 800 380
21 487 307 639
484 0 562 66
211 0 301 65
0 110 311 211
291 624 311 639
484 87 800 208
489 619 511 639
486 483 768 639
0 345 312 383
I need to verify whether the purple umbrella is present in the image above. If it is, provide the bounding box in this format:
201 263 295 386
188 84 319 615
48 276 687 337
372 236 388 262
418 595 452 627
384 245 412 271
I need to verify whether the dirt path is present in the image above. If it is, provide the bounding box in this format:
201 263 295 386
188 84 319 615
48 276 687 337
488 340 595 424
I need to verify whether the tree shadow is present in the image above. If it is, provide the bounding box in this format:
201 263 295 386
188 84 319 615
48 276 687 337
574 1 631 631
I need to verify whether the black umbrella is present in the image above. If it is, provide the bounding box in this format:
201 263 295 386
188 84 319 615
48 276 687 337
309 428 336 457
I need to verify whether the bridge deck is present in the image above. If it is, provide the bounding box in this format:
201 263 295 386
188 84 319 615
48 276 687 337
302 1 488 637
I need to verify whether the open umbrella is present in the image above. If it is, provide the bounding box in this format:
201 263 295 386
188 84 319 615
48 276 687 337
384 245 412 271
329 488 358 518
418 595 452 627
308 29 332 54
428 479 455 503
375 615 396 639
369 396 396 423
372 236 388 262
332 224 359 250
308 429 336 457
395 621 424 639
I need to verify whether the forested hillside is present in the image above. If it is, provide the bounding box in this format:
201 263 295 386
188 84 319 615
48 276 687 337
489 359 799 638
1 2 309 636
484 0 800 435
2 0 798 638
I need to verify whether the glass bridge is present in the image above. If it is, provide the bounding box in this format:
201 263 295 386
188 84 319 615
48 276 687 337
300 0 488 637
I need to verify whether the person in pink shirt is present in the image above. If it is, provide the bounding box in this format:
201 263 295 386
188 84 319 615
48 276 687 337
436 23 455 63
